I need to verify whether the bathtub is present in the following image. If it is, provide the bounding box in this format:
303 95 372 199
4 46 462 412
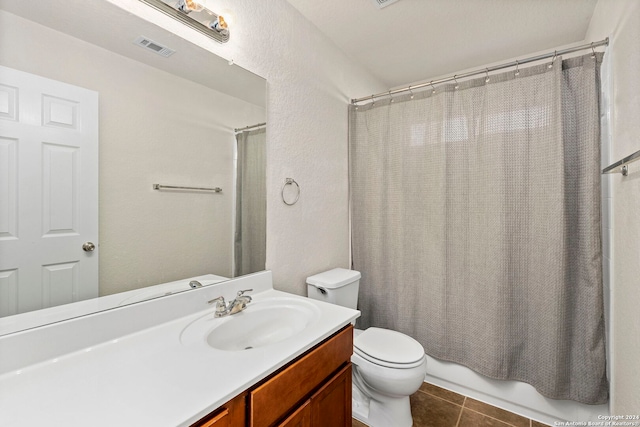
424 355 609 425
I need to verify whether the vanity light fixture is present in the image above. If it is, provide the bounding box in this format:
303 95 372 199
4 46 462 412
138 0 230 43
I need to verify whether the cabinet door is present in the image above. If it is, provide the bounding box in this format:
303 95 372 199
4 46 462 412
191 392 246 427
194 408 230 427
310 364 352 427
277 400 311 427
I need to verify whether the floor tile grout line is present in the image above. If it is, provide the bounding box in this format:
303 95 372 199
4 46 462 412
464 397 533 427
460 405 526 427
461 396 532 427
416 388 465 408
454 396 466 427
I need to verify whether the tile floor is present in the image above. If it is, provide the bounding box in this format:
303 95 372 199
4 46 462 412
352 382 550 427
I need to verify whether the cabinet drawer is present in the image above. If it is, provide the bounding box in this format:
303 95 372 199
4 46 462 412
249 325 353 427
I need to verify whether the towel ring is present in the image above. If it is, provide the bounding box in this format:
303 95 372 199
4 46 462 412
282 178 300 206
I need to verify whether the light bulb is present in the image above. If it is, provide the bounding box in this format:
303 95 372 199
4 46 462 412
217 15 227 29
176 0 204 13
220 8 236 27
207 15 229 35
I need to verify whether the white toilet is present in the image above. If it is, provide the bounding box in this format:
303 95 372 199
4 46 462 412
307 268 427 427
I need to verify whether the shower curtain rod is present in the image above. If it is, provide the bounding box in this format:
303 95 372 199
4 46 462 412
351 38 609 104
234 122 266 133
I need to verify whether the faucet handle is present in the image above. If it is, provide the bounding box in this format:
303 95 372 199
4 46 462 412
237 289 253 302
207 296 225 305
208 296 228 317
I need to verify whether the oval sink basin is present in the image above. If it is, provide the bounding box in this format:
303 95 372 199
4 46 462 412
180 297 321 351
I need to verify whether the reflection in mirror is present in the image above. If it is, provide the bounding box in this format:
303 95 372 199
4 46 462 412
0 0 267 335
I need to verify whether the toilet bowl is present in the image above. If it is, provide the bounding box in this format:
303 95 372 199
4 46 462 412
351 327 427 427
306 268 427 427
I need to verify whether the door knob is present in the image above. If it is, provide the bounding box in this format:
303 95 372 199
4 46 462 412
82 242 96 252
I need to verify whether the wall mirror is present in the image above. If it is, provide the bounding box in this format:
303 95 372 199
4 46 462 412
0 0 267 335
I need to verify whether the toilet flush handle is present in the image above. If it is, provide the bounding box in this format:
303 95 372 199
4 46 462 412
308 284 327 295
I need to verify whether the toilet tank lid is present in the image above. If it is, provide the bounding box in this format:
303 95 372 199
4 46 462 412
306 268 361 289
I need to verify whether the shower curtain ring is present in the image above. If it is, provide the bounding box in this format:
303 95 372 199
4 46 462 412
429 81 436 94
388 90 394 103
408 85 414 99
549 51 557 68
514 60 520 77
590 42 596 58
453 75 459 90
371 94 376 106
485 69 490 83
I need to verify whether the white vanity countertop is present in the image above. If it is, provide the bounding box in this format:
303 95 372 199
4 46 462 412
0 286 360 427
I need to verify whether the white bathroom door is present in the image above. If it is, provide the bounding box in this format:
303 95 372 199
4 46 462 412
0 65 99 316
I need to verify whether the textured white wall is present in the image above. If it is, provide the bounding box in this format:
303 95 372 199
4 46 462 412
106 0 386 295
586 0 640 414
0 10 265 295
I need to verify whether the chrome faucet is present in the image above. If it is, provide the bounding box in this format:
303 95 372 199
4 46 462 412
208 289 253 317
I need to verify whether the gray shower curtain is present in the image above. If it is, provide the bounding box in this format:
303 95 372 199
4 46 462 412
234 128 266 277
349 54 607 404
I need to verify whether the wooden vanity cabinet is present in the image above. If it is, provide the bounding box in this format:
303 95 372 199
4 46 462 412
250 325 353 427
191 324 353 427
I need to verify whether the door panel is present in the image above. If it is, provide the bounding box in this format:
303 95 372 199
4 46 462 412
0 65 98 316
42 142 78 235
0 136 17 240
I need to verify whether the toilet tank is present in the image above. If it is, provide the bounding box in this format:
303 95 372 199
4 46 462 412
306 268 361 309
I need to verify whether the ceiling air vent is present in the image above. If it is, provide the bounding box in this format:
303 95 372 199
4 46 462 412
371 0 401 9
133 36 175 57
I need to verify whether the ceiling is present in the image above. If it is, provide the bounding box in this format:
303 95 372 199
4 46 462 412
286 0 598 89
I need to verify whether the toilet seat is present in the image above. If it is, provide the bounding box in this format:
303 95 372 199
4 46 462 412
354 327 425 369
